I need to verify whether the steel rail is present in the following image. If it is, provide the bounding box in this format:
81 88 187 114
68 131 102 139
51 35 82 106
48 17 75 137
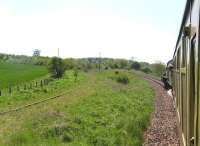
0 87 80 116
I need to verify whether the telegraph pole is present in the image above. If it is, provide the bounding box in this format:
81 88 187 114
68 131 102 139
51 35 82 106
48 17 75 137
57 48 60 57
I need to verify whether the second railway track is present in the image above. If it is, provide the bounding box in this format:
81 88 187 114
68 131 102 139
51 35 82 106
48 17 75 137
0 87 81 116
0 75 163 116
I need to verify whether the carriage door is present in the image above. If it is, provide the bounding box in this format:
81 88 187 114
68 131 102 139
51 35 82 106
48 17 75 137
187 35 196 145
188 32 200 146
185 32 196 146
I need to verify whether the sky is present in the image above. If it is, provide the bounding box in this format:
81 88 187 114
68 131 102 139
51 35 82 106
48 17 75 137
0 0 186 63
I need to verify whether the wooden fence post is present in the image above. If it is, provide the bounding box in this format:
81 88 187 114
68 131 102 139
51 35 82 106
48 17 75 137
9 85 12 94
30 83 32 89
17 86 20 91
40 80 43 87
44 79 48 85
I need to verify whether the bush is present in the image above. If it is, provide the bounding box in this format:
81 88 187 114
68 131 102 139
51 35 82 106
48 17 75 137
116 74 129 84
64 58 76 70
115 71 119 74
105 66 109 70
62 132 73 142
48 57 66 78
141 67 152 74
151 62 165 77
73 69 78 82
131 62 141 70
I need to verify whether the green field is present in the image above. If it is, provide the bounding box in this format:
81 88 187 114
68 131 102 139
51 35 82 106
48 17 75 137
0 70 155 146
0 62 48 88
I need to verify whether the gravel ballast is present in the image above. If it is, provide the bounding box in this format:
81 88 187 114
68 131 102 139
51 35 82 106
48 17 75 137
144 78 181 146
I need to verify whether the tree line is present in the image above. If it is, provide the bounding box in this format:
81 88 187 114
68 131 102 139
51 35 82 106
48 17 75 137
0 53 166 78
48 57 166 78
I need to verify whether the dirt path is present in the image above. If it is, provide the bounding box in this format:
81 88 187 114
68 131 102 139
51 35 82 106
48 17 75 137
144 78 181 146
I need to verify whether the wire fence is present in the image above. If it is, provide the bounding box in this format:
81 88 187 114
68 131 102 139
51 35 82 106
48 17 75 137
0 78 52 96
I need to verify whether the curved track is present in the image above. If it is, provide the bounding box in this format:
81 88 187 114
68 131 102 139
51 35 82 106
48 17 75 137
143 76 181 146
0 87 79 116
143 76 164 87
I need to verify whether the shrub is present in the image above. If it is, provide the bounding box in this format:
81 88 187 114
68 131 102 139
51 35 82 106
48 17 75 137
62 132 73 142
141 67 152 74
115 71 119 74
64 58 76 69
73 69 78 82
131 61 141 70
105 66 109 70
116 74 129 84
151 62 165 77
48 57 66 78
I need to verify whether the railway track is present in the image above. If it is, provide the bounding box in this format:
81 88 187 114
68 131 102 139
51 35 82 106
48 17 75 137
0 74 98 116
0 75 163 116
133 70 164 87
143 75 180 146
0 87 80 116
143 75 164 87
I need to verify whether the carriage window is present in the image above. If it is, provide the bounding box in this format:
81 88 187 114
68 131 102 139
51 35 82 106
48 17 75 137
177 48 181 69
191 35 196 48
182 37 187 67
174 57 177 69
191 35 196 60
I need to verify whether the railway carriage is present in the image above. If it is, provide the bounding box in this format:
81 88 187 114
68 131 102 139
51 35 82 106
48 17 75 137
170 0 200 145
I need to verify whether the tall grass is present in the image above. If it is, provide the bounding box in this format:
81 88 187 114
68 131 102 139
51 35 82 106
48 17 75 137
1 71 155 146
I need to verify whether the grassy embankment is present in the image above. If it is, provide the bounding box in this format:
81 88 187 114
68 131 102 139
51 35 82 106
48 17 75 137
0 69 155 146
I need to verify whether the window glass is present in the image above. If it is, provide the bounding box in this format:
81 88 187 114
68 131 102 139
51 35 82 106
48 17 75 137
177 47 181 69
191 35 196 58
182 37 187 67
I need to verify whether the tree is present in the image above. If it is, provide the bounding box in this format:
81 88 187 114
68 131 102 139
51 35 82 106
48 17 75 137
151 62 165 77
118 59 128 69
64 58 76 69
33 49 41 57
131 61 141 70
48 57 66 78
